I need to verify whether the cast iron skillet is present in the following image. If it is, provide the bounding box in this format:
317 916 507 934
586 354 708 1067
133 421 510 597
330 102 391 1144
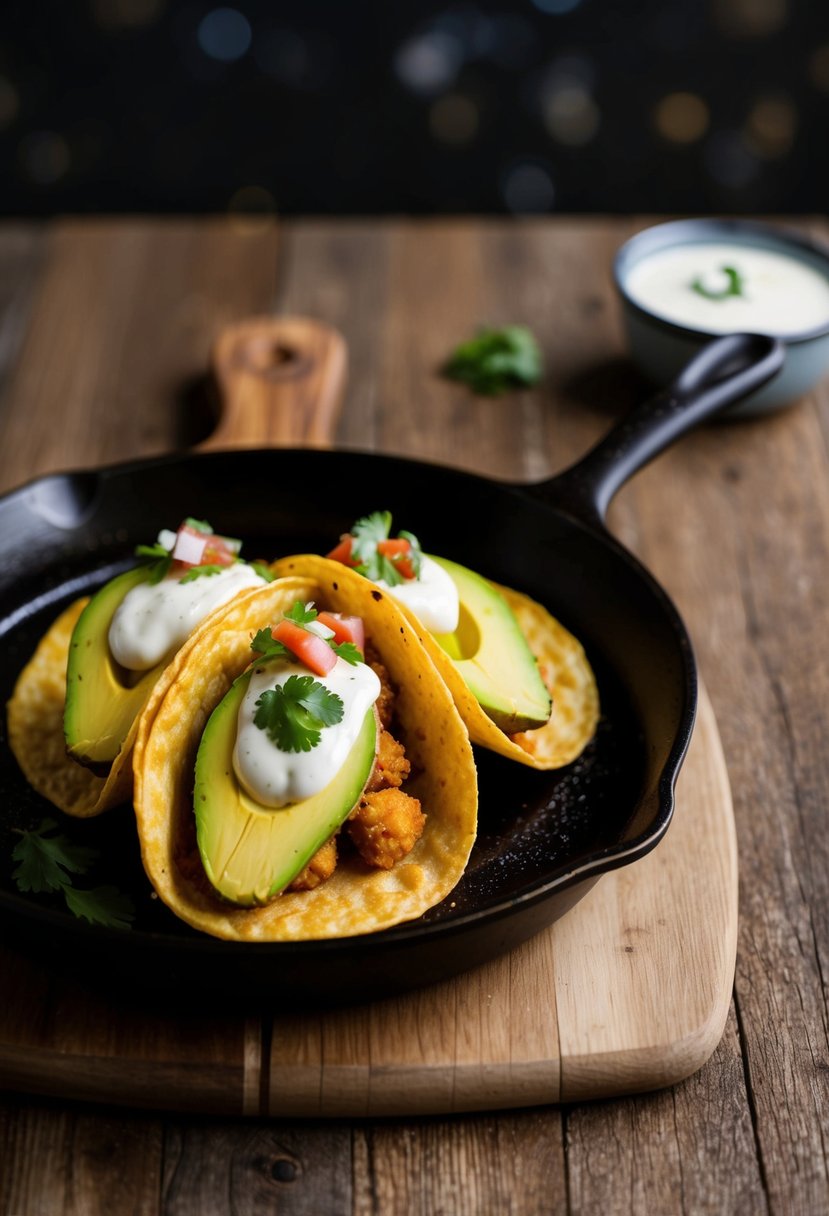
0 319 783 1007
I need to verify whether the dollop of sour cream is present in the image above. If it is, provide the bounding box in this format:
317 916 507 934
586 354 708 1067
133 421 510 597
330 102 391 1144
377 555 459 633
109 564 266 671
625 242 829 336
233 656 381 808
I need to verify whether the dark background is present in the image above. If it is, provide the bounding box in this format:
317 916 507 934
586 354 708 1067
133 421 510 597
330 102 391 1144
1 0 826 216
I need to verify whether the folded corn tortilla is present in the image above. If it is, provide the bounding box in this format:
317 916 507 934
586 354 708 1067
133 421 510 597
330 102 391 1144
132 575 478 941
272 556 599 770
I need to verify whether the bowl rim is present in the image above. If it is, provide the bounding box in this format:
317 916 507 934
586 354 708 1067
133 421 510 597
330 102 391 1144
613 217 829 345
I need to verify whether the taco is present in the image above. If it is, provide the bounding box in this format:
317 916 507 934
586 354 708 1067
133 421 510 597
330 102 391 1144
272 511 599 771
6 519 270 817
132 575 478 941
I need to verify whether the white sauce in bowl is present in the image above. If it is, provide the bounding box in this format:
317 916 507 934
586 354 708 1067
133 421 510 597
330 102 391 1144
625 242 829 337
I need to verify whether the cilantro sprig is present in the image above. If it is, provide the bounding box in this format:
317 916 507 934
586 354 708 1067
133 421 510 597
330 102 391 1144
349 512 423 586
12 819 135 930
254 675 345 753
251 602 362 668
443 325 543 395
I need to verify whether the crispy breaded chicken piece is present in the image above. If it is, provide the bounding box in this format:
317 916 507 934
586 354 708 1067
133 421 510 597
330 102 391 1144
348 787 425 870
364 642 395 729
287 836 338 892
365 728 411 793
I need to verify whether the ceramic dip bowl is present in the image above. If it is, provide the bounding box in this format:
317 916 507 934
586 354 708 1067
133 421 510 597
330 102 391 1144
614 218 829 416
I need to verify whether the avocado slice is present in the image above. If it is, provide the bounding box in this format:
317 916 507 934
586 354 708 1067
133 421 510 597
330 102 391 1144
194 672 378 906
429 555 552 734
64 565 169 770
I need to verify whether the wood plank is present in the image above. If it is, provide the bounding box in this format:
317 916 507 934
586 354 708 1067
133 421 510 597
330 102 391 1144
0 217 281 495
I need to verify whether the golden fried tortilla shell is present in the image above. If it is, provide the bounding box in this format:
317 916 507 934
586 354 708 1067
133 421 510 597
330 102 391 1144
273 556 599 770
132 576 478 941
6 599 134 817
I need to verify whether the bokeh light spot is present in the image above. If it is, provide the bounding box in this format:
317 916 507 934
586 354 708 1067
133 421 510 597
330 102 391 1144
394 31 464 95
228 185 277 234
0 76 19 130
745 94 796 158
20 131 70 185
502 161 555 213
197 7 251 63
543 86 600 145
654 92 710 143
429 94 479 145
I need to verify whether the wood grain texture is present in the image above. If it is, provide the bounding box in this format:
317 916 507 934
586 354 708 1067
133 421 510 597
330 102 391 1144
2 216 829 1214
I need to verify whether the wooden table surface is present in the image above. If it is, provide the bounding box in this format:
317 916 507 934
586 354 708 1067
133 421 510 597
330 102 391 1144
1 217 827 1215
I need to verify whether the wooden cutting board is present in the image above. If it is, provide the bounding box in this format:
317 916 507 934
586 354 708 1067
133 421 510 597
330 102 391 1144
0 683 736 1115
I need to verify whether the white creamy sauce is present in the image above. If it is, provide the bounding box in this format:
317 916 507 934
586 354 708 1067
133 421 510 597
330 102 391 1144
625 242 829 336
378 555 459 633
109 564 266 671
233 655 381 808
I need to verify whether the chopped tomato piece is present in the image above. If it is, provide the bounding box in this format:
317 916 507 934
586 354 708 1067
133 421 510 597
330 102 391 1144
326 536 359 566
273 619 337 676
201 536 237 567
377 538 411 558
317 611 365 654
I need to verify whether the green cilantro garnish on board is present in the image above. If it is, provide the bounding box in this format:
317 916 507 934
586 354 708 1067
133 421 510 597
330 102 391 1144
691 265 745 301
443 326 543 395
12 818 135 930
254 675 345 753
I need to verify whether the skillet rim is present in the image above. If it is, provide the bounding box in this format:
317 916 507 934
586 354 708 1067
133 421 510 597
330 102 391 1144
0 444 697 957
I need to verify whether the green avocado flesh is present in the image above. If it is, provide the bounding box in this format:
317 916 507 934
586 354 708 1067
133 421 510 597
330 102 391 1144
64 565 169 769
194 672 378 907
430 555 552 734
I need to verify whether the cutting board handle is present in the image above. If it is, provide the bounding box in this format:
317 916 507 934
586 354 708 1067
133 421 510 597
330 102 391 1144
202 316 347 451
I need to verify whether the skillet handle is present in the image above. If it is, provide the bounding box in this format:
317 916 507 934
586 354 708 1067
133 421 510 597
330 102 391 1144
541 333 784 523
201 316 348 450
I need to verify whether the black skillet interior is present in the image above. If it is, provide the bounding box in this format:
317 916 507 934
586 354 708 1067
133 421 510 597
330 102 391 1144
0 333 784 1007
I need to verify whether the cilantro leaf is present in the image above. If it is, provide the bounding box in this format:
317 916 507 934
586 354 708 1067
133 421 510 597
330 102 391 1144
250 627 289 661
443 326 542 395
332 641 362 666
691 265 745 301
12 819 98 894
285 601 318 625
184 517 213 533
63 884 135 929
254 675 344 752
177 564 224 584
11 819 133 930
249 562 275 583
134 541 172 585
351 511 392 564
